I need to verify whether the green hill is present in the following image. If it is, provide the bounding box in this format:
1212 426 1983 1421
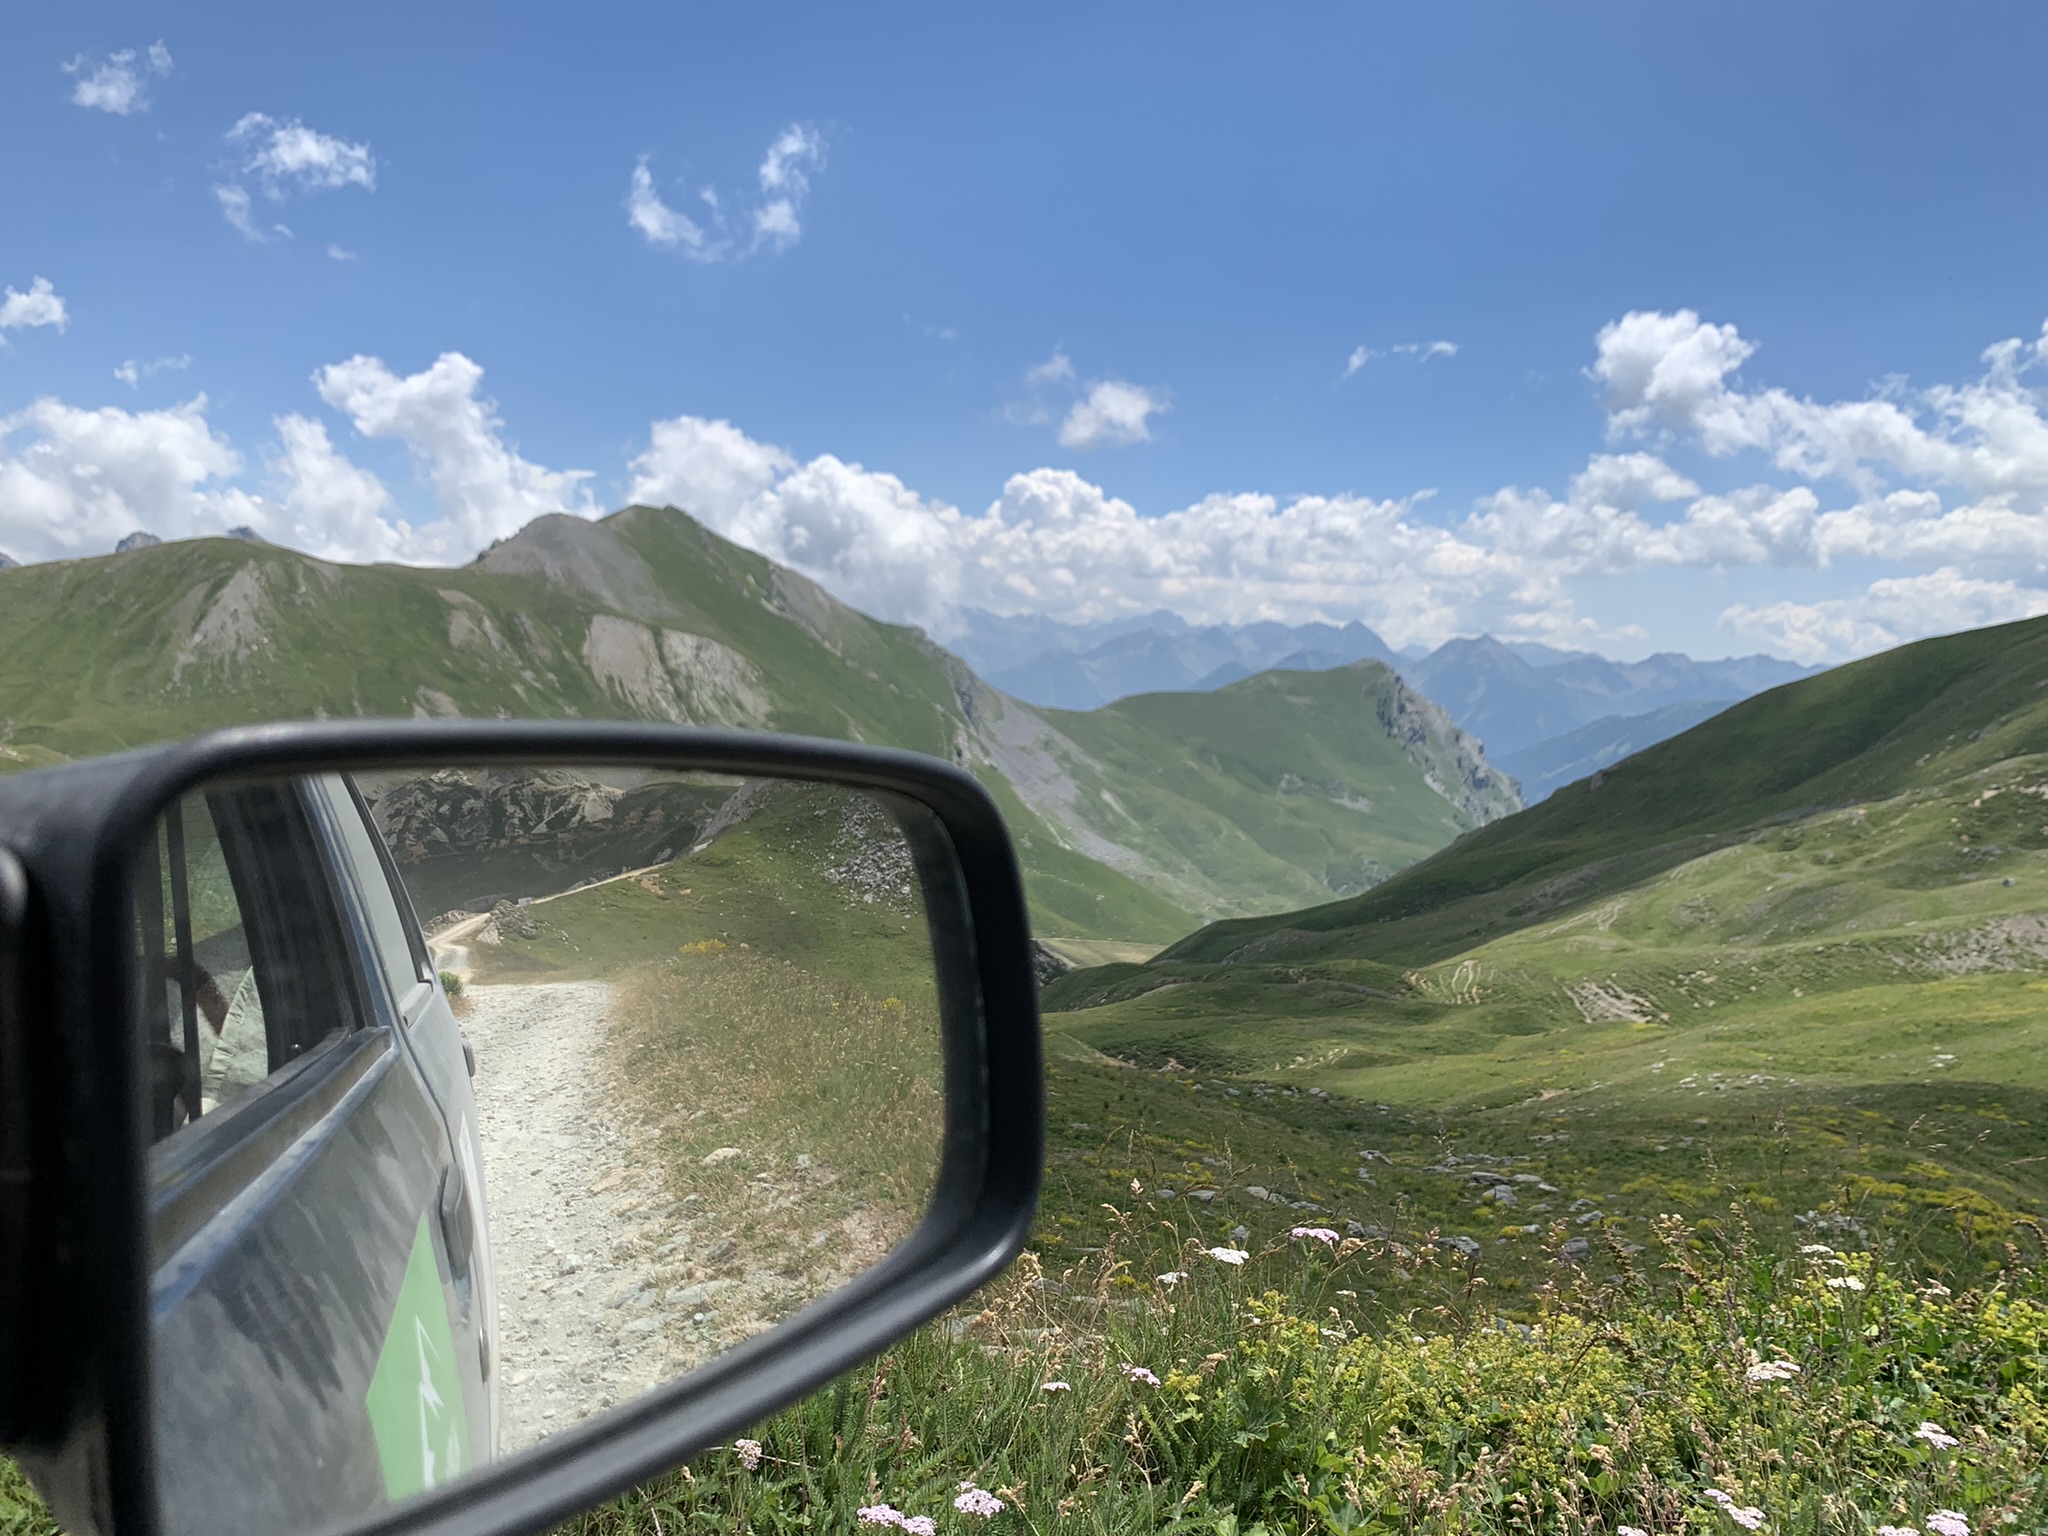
0 505 1516 939
1038 615 2048 1277
1158 612 2048 965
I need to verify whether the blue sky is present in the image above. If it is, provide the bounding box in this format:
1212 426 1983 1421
3 3 2046 663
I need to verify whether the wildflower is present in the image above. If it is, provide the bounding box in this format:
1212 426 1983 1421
1927 1513 1970 1536
1704 1490 1766 1531
1619 1527 1652 1536
902 1520 936 1536
1121 1364 1161 1387
1920 1280 1953 1300
1040 1380 1072 1392
1798 1243 1835 1255
955 1484 1005 1518
1825 1275 1865 1291
1876 1526 1919 1536
1915 1421 1960 1450
732 1438 763 1470
857 1506 904 1528
1745 1358 1801 1384
1205 1246 1250 1265
1291 1225 1340 1244
1155 1270 1187 1286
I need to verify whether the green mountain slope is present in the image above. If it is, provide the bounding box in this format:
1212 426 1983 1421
1160 612 2048 965
0 505 1515 937
1032 665 1519 918
1038 616 2048 1272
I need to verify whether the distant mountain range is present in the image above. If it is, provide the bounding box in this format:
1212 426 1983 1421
948 608 1821 800
950 609 1398 709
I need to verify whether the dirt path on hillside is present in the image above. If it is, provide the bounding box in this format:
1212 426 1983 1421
463 982 689 1454
464 975 918 1459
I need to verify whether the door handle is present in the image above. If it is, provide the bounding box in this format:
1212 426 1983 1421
438 1164 474 1287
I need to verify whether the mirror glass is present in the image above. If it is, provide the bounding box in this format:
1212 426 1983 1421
134 765 947 1536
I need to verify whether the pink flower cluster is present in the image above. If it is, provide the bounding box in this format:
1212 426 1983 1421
1927 1511 1970 1536
856 1506 934 1535
1290 1226 1340 1245
1704 1489 1767 1531
1120 1363 1161 1387
732 1438 762 1471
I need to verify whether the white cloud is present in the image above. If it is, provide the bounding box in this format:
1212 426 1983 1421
1720 570 2048 666
312 351 594 561
627 157 717 257
9 309 2048 668
0 278 68 338
0 395 265 560
113 355 192 386
627 124 825 260
215 114 375 240
1059 381 1169 450
62 41 172 115
753 124 823 252
327 244 357 262
229 113 377 194
1345 340 1455 380
1027 351 1076 387
271 413 403 562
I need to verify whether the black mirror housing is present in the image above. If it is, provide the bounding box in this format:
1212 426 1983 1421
0 722 1044 1536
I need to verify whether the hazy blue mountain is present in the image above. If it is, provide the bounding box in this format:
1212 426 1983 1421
1495 697 1736 803
982 617 1398 708
942 607 1190 678
1404 636 1820 757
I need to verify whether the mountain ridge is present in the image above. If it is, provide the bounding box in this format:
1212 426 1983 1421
0 504 1520 935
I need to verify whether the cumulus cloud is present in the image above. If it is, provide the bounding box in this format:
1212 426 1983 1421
0 395 265 561
215 114 376 240
0 278 68 338
627 124 826 260
1060 381 1169 450
62 41 172 115
1721 570 2048 666
312 351 594 560
10 308 2048 667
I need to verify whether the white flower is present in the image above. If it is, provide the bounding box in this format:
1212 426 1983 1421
1745 1358 1801 1384
902 1519 936 1536
1915 1420 1960 1450
732 1437 763 1470
1121 1363 1161 1387
1825 1275 1866 1291
1040 1379 1072 1392
1205 1246 1250 1265
1290 1225 1340 1244
1155 1270 1187 1286
1927 1512 1969 1536
1798 1243 1835 1255
954 1485 1005 1518
857 1506 904 1528
1618 1527 1652 1536
1875 1525 1920 1536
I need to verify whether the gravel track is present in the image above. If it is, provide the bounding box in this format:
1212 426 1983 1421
464 982 683 1454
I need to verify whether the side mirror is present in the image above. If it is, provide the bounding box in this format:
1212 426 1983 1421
0 724 1043 1536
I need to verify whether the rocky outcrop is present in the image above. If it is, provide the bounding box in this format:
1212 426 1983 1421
1373 671 1522 824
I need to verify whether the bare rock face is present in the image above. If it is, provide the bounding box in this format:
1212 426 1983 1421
0 551 17 570
1373 671 1523 824
116 530 163 552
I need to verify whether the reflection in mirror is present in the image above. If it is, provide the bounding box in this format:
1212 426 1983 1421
138 767 944 1536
